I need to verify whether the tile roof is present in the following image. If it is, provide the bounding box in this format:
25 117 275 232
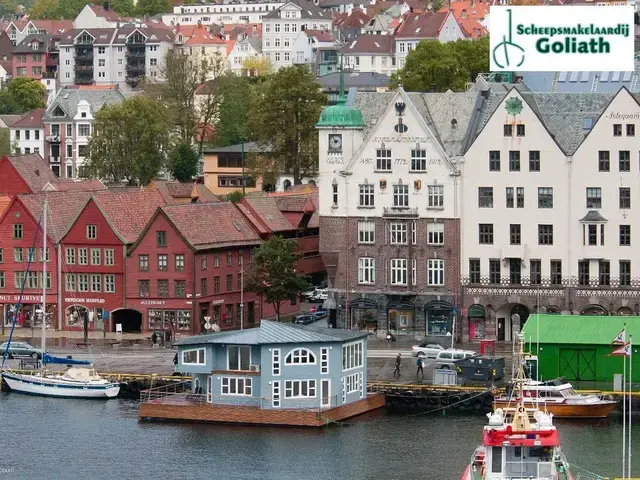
148 180 219 203
161 202 263 250
47 179 107 192
183 25 226 45
175 319 368 346
10 108 45 129
455 14 487 39
43 86 125 122
0 115 22 128
13 34 51 53
304 29 336 42
0 195 11 218
317 71 390 89
18 191 93 242
89 5 133 22
93 189 169 244
30 19 73 35
439 0 489 20
271 185 319 228
395 11 448 38
4 154 57 192
340 34 393 55
274 195 314 213
241 193 295 232
264 0 330 20
59 27 174 46
334 8 370 28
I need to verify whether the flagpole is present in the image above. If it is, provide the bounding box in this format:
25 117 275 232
629 335 632 480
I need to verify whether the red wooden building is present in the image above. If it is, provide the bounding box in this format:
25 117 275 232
126 202 299 335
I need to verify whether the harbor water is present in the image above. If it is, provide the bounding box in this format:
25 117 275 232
2 393 639 480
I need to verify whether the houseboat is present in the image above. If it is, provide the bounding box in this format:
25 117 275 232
139 320 385 427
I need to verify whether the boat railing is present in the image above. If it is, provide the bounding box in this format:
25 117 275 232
140 380 192 403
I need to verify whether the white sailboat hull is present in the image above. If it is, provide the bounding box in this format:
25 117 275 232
2 373 120 398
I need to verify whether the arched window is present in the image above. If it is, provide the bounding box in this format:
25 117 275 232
283 179 292 191
285 348 316 365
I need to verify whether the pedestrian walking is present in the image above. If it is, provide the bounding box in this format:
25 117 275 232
416 357 424 380
393 353 402 377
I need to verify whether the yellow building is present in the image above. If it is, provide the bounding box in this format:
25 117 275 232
202 142 265 195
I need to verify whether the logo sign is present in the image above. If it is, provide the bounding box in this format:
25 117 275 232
490 6 634 72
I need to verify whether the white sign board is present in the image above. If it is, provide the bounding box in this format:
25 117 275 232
490 6 634 72
115 323 122 333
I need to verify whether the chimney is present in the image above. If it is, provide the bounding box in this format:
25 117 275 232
35 169 40 176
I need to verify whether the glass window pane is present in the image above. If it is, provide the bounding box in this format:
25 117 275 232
228 346 239 370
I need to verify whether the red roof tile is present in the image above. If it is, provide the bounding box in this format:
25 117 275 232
11 108 45 129
89 5 132 22
162 202 262 250
304 29 336 42
335 9 371 28
0 195 11 218
241 194 295 233
48 179 107 192
395 11 449 38
148 180 218 203
340 34 394 54
183 25 227 45
4 154 57 193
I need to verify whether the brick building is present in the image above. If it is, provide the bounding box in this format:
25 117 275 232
316 87 470 341
126 202 299 335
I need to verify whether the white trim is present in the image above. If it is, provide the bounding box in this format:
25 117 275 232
182 347 206 366
221 376 253 396
226 345 251 371
284 379 317 399
345 372 360 394
342 340 364 372
272 348 281 376
284 347 317 365
321 379 331 407
272 380 281 408
320 347 329 374
207 376 213 403
359 372 364 399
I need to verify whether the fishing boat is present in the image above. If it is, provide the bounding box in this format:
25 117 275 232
1 199 120 399
462 342 574 480
492 334 616 418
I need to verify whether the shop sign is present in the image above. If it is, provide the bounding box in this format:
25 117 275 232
211 299 225 305
0 294 50 302
64 297 106 304
140 300 166 306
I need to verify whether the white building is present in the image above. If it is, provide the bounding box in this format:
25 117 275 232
73 4 137 29
340 34 396 75
291 29 337 65
228 36 263 73
162 1 285 26
9 108 46 156
58 27 174 92
262 0 332 68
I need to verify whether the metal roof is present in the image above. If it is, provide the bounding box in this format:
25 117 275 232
175 320 368 346
522 314 640 345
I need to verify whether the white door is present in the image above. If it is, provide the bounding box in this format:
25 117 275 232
321 379 331 408
207 376 213 403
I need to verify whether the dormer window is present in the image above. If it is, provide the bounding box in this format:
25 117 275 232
32 42 38 50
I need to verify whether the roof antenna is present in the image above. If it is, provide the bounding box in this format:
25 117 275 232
337 54 346 105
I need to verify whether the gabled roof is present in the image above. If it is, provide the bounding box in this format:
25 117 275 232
340 34 393 55
148 180 220 204
395 11 449 39
522 314 640 345
159 202 262 251
46 179 107 192
183 25 226 45
264 0 330 20
0 115 22 128
43 86 125 122
89 5 135 22
303 29 336 42
241 193 296 233
334 8 370 28
2 154 57 192
10 108 45 129
30 19 73 35
175 319 369 346
0 195 11 218
13 33 51 53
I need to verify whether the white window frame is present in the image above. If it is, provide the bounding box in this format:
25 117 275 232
411 149 426 171
221 376 252 396
427 185 444 209
78 248 88 265
345 372 360 394
104 274 115 293
182 347 206 365
91 248 100 266
358 257 375 284
428 223 445 245
342 341 364 371
393 184 409 207
412 258 417 286
90 274 101 292
104 248 114 266
272 348 281 376
358 221 375 244
285 348 317 365
390 222 407 245
428 259 445 286
272 380 281 407
358 184 374 207
390 258 407 285
321 347 329 374
284 379 317 398
65 247 75 264
65 273 76 292
86 225 96 239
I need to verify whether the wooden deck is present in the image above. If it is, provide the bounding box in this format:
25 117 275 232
139 393 386 427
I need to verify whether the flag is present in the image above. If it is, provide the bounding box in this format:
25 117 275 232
611 327 626 345
610 342 631 357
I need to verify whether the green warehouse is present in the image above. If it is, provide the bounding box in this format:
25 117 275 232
522 314 640 384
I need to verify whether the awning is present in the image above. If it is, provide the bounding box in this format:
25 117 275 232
425 300 453 311
468 304 486 318
348 298 377 309
387 299 415 310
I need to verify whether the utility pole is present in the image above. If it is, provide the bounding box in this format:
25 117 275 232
240 265 244 330
241 139 246 196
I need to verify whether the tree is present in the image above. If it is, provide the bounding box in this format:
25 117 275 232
241 56 272 77
0 90 19 115
0 128 10 156
145 49 227 154
248 65 326 185
7 78 46 112
84 96 171 185
390 38 490 92
245 235 311 322
136 0 170 16
28 0 58 19
168 141 199 181
109 0 136 17
212 73 250 147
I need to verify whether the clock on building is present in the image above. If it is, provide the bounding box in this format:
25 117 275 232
329 134 342 152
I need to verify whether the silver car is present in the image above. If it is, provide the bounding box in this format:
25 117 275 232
0 341 43 359
411 343 445 358
428 350 476 370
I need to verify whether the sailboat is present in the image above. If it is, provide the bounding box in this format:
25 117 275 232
1 199 120 399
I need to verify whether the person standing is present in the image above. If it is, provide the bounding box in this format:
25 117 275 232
393 353 402 377
416 357 424 380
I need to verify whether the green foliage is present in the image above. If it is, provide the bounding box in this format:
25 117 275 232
5 78 46 113
168 141 199 182
212 73 250 148
136 0 170 16
0 90 20 115
0 0 36 16
0 128 10 156
247 65 326 185
390 37 490 92
29 0 87 19
225 191 245 203
245 235 311 321
84 96 171 185
109 0 136 17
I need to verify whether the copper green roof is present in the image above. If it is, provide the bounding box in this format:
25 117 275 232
316 99 365 128
522 314 640 345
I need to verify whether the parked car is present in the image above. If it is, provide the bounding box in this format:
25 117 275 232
311 307 328 318
426 350 477 370
411 343 445 358
0 341 43 359
293 314 316 325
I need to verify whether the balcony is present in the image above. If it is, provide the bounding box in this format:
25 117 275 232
382 207 419 218
125 75 143 84
126 50 145 58
74 51 94 60
74 76 94 85
75 65 94 72
45 135 60 143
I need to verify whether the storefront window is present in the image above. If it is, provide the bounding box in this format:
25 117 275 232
388 309 413 333
66 305 88 327
148 309 191 331
425 302 454 336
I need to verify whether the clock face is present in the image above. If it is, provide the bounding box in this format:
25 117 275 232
329 134 342 151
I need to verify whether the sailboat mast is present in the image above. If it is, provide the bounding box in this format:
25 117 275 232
41 199 47 357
